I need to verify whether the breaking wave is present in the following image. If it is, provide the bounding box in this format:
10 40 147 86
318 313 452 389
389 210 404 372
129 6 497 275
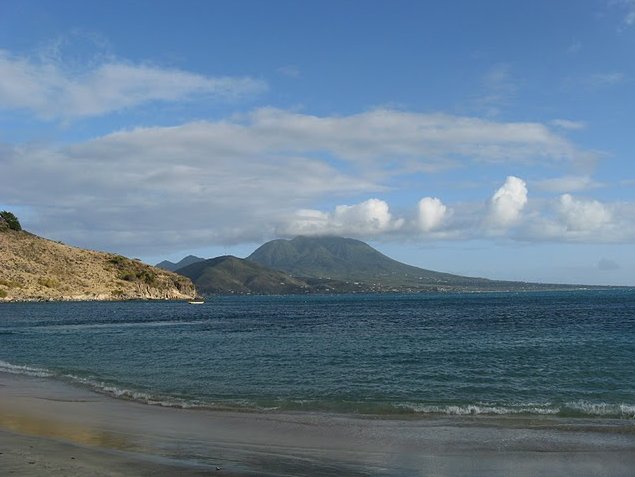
2 359 634 419
0 359 54 378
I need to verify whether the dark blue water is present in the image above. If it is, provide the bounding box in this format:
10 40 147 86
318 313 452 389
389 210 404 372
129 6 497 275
1 291 634 418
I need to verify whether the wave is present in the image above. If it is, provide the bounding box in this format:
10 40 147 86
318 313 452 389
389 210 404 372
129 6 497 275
396 401 635 419
1 359 634 419
0 359 54 377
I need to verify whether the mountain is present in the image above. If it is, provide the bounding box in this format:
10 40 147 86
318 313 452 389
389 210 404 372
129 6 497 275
247 236 571 292
0 227 196 302
156 255 205 272
176 255 313 295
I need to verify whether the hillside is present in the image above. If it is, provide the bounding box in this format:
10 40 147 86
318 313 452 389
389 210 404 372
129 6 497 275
156 255 205 272
176 255 313 295
247 236 573 292
0 228 196 302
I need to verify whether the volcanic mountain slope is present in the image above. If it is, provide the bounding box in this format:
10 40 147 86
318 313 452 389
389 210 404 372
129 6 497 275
247 236 570 292
176 255 312 295
0 226 196 302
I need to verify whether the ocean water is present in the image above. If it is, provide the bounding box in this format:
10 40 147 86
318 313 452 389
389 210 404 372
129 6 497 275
1 290 634 419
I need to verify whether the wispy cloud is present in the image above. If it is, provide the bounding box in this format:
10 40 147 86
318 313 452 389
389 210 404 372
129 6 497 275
276 65 301 78
550 119 586 130
609 0 635 28
0 50 266 120
472 63 518 116
534 175 602 193
0 109 615 252
585 72 626 89
566 41 582 54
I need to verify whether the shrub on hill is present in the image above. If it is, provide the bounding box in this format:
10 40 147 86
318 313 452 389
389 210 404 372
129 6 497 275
0 211 22 231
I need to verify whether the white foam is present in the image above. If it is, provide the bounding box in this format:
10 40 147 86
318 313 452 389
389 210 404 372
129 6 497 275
60 373 199 409
564 400 635 418
0 359 54 378
397 401 635 419
399 402 558 416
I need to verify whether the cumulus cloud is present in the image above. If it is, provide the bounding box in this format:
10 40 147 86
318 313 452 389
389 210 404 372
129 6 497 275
417 197 448 232
0 50 266 119
558 194 612 231
281 199 404 237
488 176 528 227
0 106 621 253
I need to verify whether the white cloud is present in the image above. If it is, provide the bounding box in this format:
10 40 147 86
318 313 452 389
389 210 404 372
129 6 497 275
417 197 448 232
281 199 404 237
0 50 266 119
558 194 612 231
550 119 586 130
488 176 528 227
534 175 601 193
0 107 617 253
238 107 587 170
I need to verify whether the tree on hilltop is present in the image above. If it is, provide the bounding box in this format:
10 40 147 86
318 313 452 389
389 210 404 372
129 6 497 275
0 211 22 231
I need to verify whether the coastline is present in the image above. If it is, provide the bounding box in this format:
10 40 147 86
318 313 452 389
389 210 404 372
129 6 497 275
1 372 634 476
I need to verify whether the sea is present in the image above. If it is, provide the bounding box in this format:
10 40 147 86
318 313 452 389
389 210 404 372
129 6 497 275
1 290 634 420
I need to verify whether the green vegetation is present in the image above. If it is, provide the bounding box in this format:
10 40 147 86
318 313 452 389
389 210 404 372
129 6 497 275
247 236 482 289
108 254 158 285
0 290 7 298
245 236 583 293
0 210 22 231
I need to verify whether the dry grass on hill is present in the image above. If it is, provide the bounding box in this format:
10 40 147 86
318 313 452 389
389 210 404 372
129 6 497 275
0 228 195 302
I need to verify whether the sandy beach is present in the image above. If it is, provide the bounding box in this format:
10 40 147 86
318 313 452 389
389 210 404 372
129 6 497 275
1 371 634 476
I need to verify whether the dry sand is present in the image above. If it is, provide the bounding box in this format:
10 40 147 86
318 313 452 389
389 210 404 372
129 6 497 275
1 372 634 476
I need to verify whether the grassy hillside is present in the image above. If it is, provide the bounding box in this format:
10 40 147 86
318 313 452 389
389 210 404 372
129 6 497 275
0 228 196 302
176 255 312 295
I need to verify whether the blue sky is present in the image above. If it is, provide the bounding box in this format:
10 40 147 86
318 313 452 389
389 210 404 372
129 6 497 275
1 0 634 285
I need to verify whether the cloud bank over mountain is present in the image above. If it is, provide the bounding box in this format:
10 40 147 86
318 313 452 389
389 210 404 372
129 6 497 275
2 108 631 254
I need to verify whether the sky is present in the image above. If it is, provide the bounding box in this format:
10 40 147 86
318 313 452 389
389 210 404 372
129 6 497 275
1 0 634 286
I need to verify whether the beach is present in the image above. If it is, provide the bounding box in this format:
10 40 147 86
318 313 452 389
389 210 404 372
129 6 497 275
1 372 634 476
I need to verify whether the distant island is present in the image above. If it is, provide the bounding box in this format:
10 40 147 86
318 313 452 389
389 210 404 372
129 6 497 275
162 236 603 295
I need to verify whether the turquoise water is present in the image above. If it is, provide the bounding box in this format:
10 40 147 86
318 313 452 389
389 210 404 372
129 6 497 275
1 291 634 418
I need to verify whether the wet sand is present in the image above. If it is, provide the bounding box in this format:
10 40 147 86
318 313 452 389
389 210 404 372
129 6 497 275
1 372 634 476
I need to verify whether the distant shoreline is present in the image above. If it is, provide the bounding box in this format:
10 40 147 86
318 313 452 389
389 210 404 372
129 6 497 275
1 286 630 304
